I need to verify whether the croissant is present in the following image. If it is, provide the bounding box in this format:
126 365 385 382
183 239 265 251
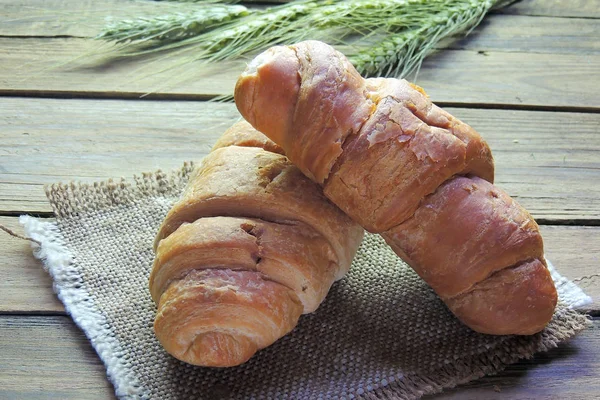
235 40 558 335
150 121 364 367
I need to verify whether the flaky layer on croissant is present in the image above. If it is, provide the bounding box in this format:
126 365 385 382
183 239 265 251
151 121 363 366
151 216 340 314
235 40 557 335
155 141 362 273
382 176 556 335
154 268 303 367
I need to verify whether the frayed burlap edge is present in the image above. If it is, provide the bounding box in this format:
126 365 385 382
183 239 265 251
44 162 195 220
21 215 142 399
23 163 196 399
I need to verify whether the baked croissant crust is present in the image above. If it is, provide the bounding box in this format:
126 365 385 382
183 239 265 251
151 121 364 366
235 40 557 335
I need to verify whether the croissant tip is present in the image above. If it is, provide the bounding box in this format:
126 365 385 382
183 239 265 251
177 332 257 368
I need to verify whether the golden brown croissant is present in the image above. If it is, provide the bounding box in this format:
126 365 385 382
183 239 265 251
150 121 364 367
235 40 558 335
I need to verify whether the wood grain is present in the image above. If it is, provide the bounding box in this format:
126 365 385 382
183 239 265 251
449 15 600 55
2 98 598 221
0 315 596 399
2 37 598 108
0 0 203 37
0 315 115 399
0 0 597 398
0 98 239 213
0 216 64 313
1 213 598 314
4 1 598 57
412 49 600 110
430 318 600 399
450 107 600 223
258 0 600 16
0 37 240 99
541 226 600 314
3 0 598 38
498 0 600 18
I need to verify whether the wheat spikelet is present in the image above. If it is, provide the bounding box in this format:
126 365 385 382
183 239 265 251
90 0 513 83
97 4 251 44
350 0 494 77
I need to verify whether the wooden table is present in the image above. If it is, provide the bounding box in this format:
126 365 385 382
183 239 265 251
1 0 599 398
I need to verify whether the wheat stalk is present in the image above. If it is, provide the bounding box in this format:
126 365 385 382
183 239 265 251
93 0 513 80
96 4 251 44
198 1 322 61
350 0 495 77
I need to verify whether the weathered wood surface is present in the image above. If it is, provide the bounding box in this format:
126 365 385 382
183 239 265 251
0 217 64 313
2 215 598 314
498 0 600 18
0 315 597 400
1 37 599 108
4 1 598 56
0 0 211 37
0 98 239 213
0 315 116 399
431 318 600 399
451 15 600 55
1 1 599 108
2 98 598 221
0 0 598 398
2 0 598 38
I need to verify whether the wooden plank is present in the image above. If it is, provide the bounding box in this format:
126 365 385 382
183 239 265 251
431 318 600 399
0 216 64 313
0 37 240 99
449 15 600 55
4 1 599 57
449 107 600 223
2 98 599 220
0 315 597 399
2 211 598 313
0 315 115 399
1 37 598 108
542 226 600 313
0 0 274 38
499 0 600 18
3 0 599 38
0 0 209 37
413 49 600 109
0 98 240 213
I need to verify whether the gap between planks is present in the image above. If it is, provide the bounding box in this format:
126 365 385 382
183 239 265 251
1 92 599 115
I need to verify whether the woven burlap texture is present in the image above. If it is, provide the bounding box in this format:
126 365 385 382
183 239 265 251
22 164 590 400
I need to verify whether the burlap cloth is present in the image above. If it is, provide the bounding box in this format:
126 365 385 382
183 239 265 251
21 163 591 400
